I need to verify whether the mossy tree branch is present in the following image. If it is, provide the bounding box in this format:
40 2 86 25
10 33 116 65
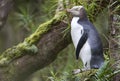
0 12 66 66
0 11 71 81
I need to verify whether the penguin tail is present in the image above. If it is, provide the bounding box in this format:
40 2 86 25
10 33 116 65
90 58 104 69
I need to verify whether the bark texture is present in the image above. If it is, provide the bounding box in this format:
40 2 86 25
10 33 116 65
0 0 13 30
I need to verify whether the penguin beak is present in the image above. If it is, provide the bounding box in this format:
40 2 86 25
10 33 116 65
66 9 72 12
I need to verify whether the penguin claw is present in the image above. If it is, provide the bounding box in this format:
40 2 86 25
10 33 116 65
72 69 81 74
72 68 90 74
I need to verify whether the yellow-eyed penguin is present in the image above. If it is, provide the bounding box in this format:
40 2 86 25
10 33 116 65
67 6 104 73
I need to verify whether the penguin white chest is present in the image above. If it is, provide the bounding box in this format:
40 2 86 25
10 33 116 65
71 17 83 48
71 17 91 68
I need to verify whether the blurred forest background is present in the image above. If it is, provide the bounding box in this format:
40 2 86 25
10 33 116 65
0 0 120 81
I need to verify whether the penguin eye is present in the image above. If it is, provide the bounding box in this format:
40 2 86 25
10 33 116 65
75 8 79 11
81 30 83 34
85 62 87 67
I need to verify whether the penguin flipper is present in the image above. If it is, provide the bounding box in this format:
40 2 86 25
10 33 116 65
76 29 89 59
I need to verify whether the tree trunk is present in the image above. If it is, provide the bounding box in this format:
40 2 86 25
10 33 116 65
0 0 13 30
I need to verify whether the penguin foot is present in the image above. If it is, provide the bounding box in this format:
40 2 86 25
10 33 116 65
72 69 81 74
72 68 90 74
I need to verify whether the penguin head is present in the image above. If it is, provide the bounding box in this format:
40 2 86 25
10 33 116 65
67 6 87 19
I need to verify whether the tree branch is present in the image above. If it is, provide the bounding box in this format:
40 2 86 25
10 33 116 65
0 11 71 81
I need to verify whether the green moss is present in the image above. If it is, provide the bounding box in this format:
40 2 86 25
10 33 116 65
0 11 66 66
73 69 97 81
25 11 66 45
0 42 38 66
